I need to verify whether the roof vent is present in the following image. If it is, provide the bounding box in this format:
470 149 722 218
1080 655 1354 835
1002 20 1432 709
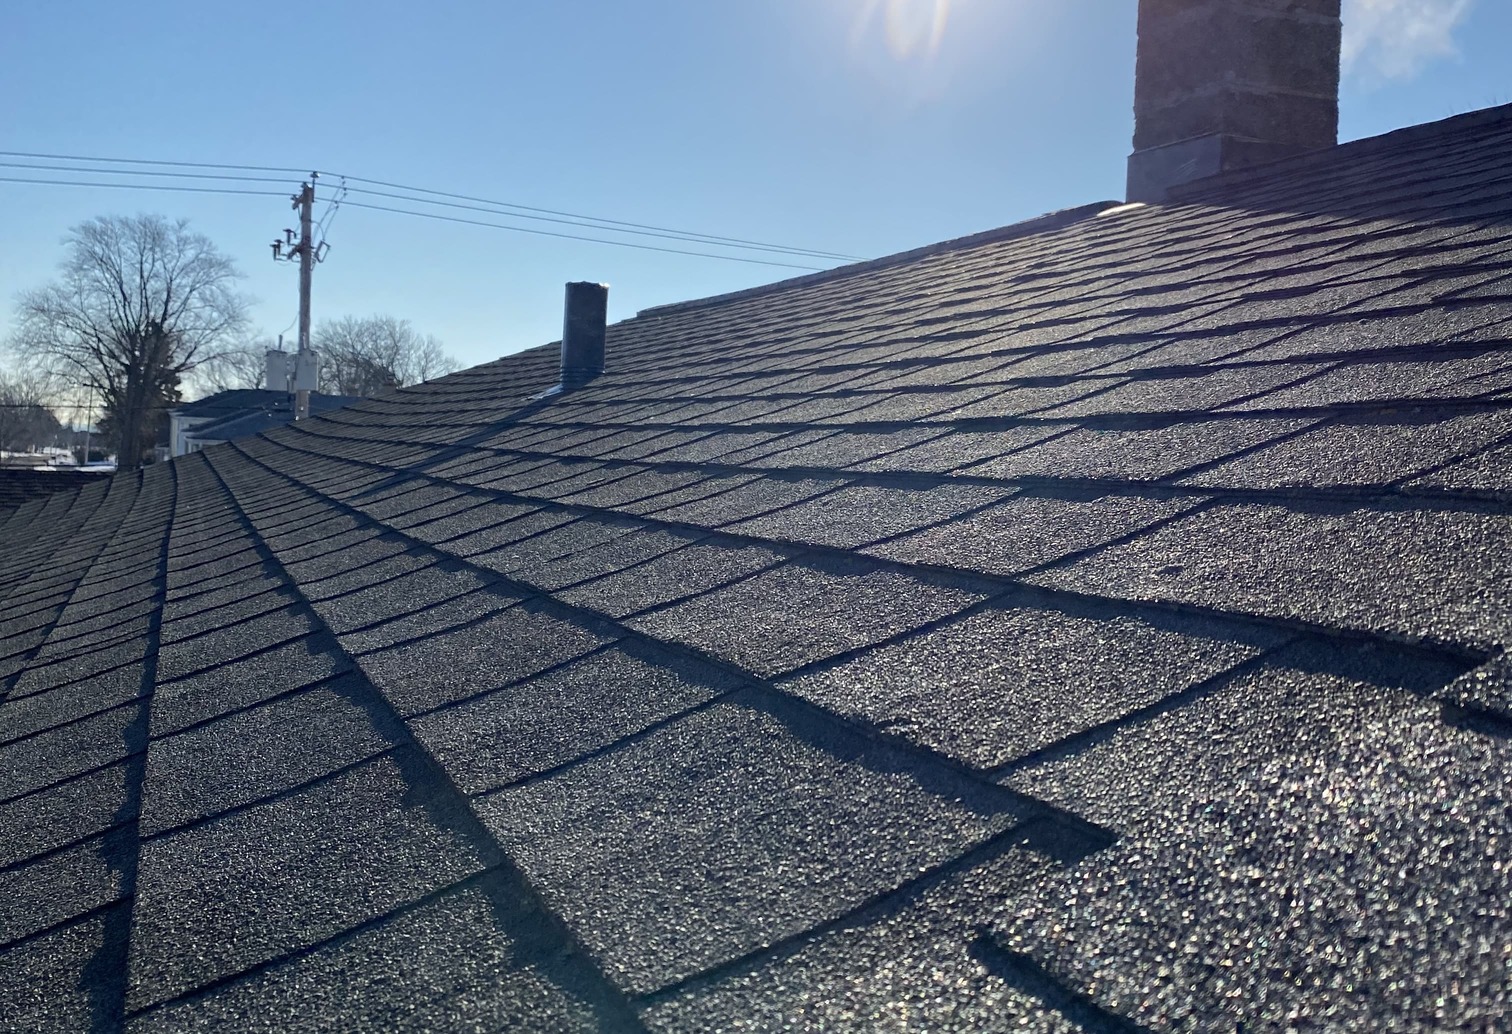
1126 0 1342 202
560 281 608 389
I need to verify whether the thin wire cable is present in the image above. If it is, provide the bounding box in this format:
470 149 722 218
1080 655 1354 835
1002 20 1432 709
341 199 825 270
0 150 855 265
3 168 847 263
314 203 338 242
337 183 854 260
334 175 863 260
314 177 348 241
1 150 856 258
0 160 299 186
0 176 287 198
0 150 309 175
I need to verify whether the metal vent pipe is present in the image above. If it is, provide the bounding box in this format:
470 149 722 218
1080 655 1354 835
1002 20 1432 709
560 282 608 388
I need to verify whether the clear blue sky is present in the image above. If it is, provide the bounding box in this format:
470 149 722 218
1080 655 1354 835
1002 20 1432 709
3 0 1509 383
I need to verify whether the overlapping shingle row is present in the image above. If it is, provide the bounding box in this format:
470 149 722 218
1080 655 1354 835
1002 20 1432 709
4 106 1512 1030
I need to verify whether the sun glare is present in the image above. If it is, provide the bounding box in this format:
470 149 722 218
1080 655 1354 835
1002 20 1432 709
853 0 953 61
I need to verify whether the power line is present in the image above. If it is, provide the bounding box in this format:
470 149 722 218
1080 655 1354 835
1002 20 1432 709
314 177 348 240
2 161 851 261
341 199 825 270
1 172 827 268
0 150 308 175
337 183 856 261
334 176 864 261
0 149 857 267
0 176 287 198
0 160 297 185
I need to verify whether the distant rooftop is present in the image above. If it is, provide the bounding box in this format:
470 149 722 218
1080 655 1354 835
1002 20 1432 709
0 466 109 516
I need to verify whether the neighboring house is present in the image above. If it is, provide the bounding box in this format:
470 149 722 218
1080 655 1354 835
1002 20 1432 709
167 388 286 457
168 389 360 456
180 394 362 454
6 5 1512 1031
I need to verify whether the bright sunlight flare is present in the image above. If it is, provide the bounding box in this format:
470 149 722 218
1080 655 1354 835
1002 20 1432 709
851 0 953 61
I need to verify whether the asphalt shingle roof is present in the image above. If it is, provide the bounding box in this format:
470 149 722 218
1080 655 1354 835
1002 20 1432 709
0 468 108 517
5 105 1512 1031
170 388 293 420
183 394 363 446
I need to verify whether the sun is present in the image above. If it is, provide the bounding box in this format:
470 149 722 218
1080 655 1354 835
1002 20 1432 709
853 0 953 61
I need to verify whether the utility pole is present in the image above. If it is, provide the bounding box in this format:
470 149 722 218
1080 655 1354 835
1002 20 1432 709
81 381 94 466
294 177 315 421
272 173 321 420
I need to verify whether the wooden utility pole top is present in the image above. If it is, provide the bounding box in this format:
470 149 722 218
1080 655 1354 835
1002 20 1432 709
271 174 331 420
294 178 315 421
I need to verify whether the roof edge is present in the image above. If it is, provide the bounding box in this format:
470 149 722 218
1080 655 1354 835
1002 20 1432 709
170 389 362 416
636 200 1120 319
1168 101 1512 204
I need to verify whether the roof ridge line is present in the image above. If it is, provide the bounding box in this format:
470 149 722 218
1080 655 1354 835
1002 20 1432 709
1169 101 1512 204
634 201 1120 320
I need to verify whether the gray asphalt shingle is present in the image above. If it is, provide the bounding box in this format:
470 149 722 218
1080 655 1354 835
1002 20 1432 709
627 559 986 678
411 643 739 793
126 887 601 1034
0 763 130 869
357 602 611 716
781 603 1284 768
0 913 116 1033
1028 499 1512 649
865 488 1201 576
478 698 1026 995
641 842 1078 1034
997 643 1495 1032
125 752 492 1012
137 679 391 836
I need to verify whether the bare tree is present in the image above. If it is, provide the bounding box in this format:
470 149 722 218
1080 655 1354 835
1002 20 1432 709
0 370 66 454
313 315 457 397
10 215 250 467
189 336 273 393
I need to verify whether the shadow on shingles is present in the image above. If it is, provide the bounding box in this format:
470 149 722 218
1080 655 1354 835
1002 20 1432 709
989 627 1485 784
1272 633 1480 694
640 816 1112 1008
382 738 648 1030
475 875 649 1033
1439 697 1512 739
969 931 1155 1034
727 685 1020 820
396 400 573 483
82 644 156 1032
81 900 133 1034
1435 648 1512 737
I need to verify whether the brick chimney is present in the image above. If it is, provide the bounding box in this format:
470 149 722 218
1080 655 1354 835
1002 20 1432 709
1126 0 1342 202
